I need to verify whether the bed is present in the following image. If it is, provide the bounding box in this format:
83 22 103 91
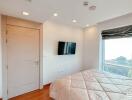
50 69 132 100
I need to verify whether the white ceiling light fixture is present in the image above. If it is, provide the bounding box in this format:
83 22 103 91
86 24 89 27
22 11 29 16
89 5 96 11
53 13 58 17
72 19 77 23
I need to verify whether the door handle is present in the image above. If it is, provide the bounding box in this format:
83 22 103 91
34 60 39 65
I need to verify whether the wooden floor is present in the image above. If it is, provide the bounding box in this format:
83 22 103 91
9 84 52 100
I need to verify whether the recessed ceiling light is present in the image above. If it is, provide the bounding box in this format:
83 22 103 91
22 11 29 16
72 20 77 23
53 13 58 17
86 24 89 27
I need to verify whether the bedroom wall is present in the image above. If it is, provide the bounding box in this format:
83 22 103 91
43 21 83 84
83 26 100 70
98 13 132 31
83 13 132 70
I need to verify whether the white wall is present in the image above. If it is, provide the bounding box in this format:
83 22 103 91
43 21 83 84
98 13 132 31
83 26 100 69
0 15 2 98
83 13 132 70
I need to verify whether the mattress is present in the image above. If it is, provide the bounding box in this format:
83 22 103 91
50 69 132 100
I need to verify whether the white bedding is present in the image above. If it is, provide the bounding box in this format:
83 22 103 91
50 69 132 100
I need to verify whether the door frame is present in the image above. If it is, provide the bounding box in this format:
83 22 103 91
1 15 43 100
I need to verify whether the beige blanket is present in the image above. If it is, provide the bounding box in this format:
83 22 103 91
50 69 132 100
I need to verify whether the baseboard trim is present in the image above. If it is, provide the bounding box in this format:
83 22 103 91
43 83 51 88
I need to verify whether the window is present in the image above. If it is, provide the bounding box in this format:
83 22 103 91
103 38 132 77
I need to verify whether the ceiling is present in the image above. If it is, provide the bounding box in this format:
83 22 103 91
0 0 132 27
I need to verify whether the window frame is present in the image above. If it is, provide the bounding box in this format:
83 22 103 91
102 37 132 77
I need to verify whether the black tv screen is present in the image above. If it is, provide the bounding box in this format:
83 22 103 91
58 41 76 55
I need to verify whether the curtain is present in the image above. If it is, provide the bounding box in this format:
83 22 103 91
102 25 132 39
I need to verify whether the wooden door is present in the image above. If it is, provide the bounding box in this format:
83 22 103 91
7 25 40 98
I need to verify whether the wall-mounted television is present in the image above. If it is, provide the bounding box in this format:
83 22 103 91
58 41 76 55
